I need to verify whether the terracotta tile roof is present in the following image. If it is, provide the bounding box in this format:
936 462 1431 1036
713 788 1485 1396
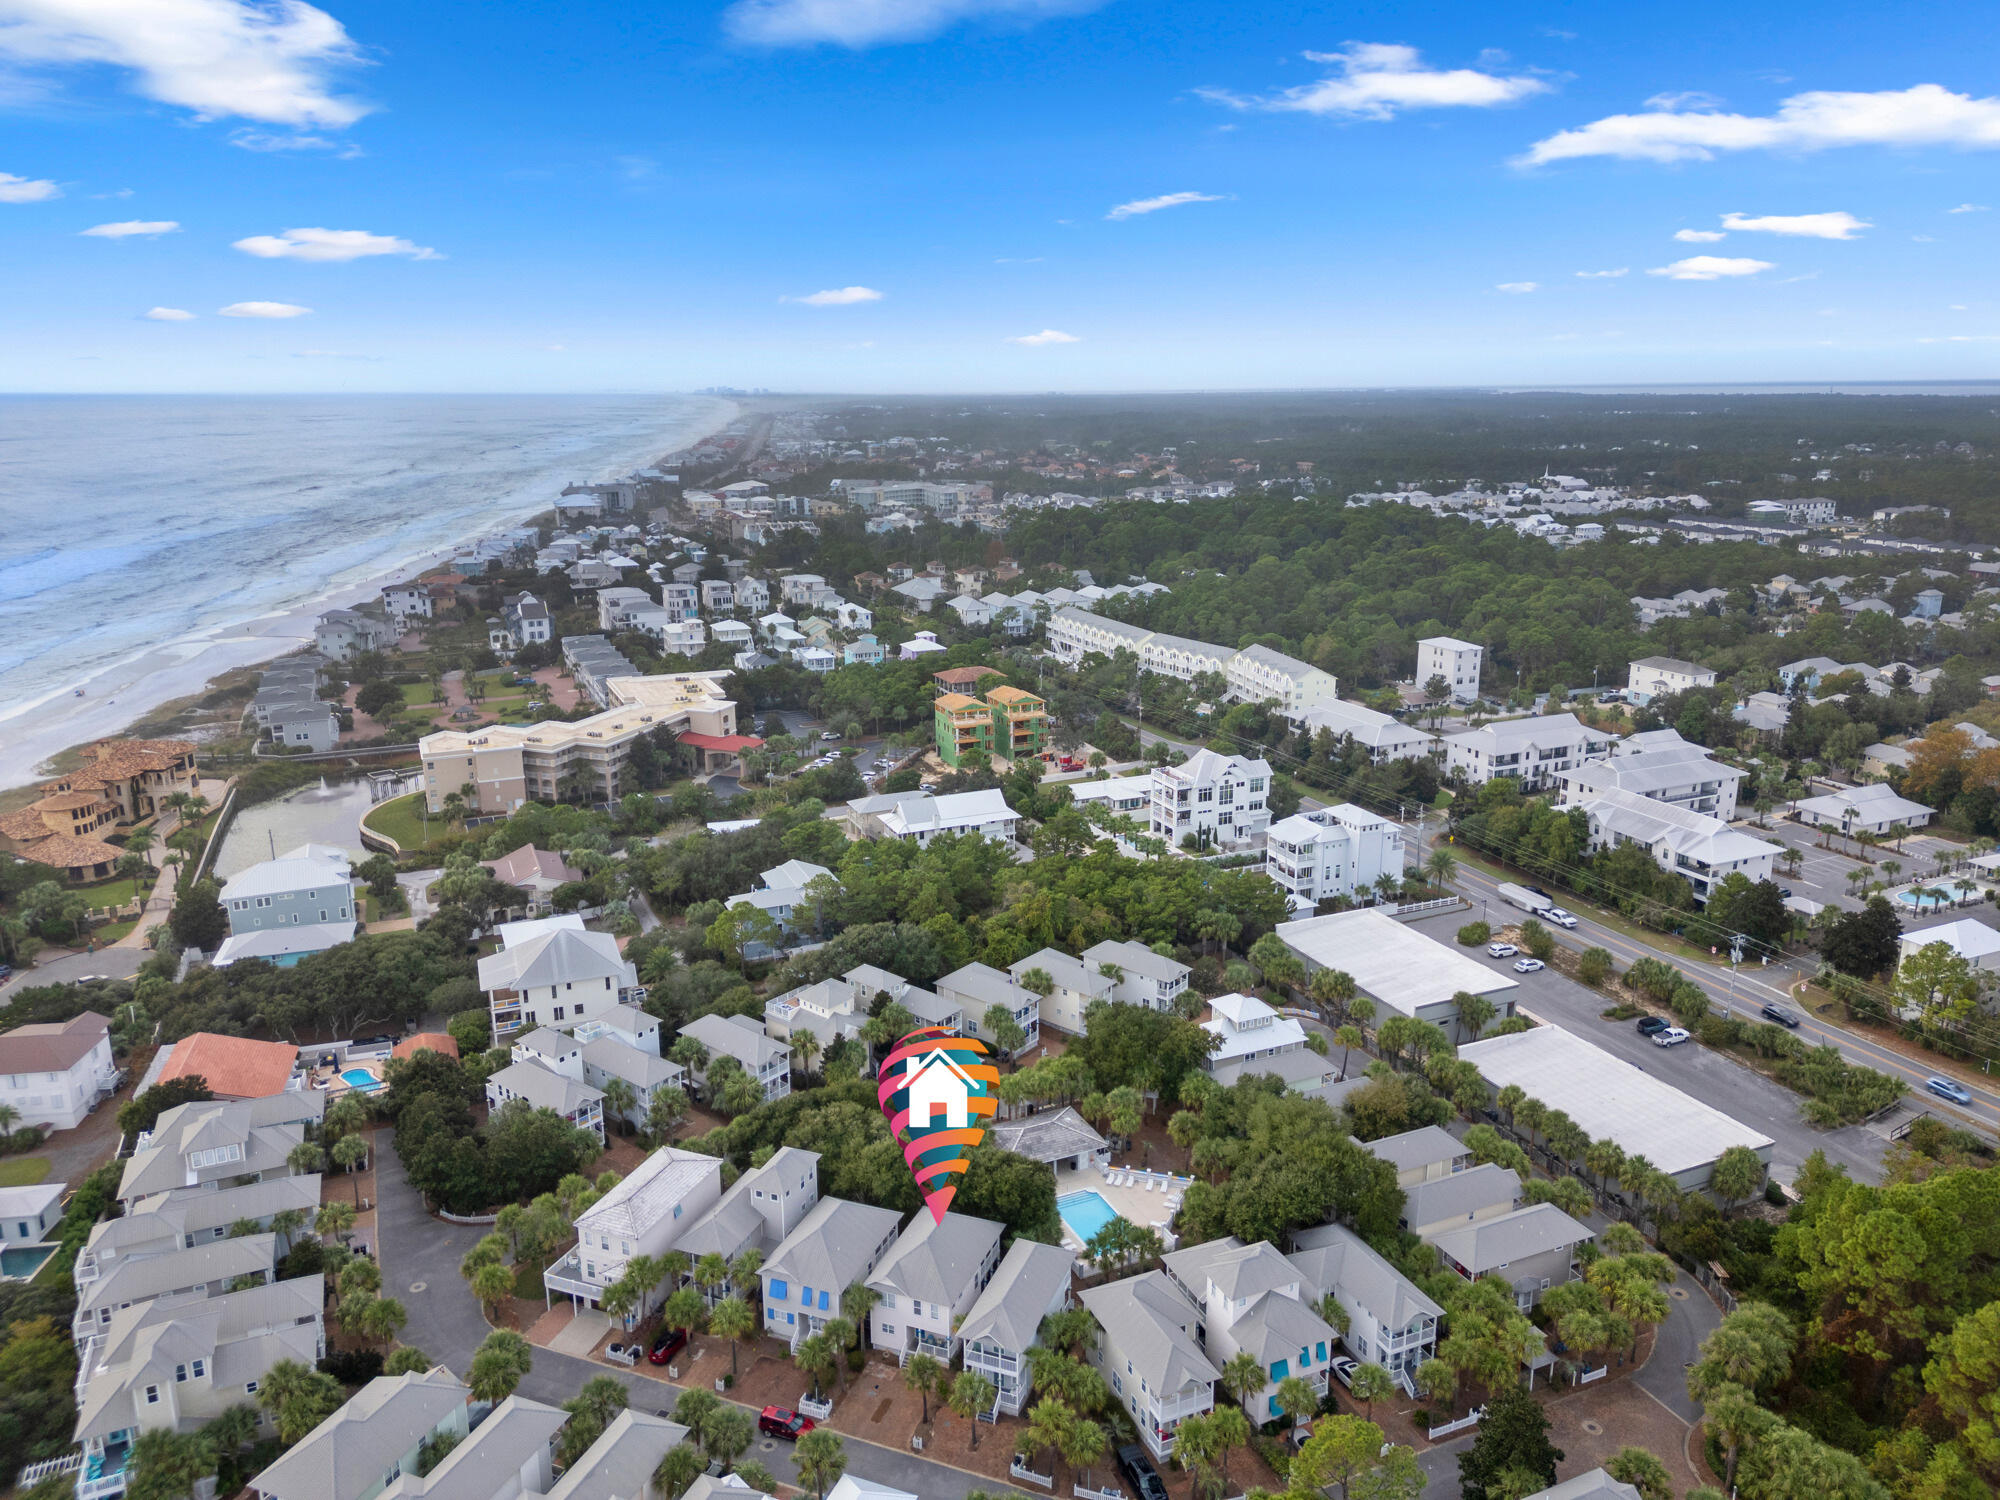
933 666 1004 687
0 1012 110 1072
393 1033 461 1061
158 1033 300 1099
0 808 49 841
9 832 126 871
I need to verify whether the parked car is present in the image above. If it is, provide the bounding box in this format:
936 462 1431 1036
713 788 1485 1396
354 1033 396 1049
1330 1355 1360 1389
1486 942 1519 958
820 730 841 741
1760 1004 1801 1029
1653 1026 1692 1047
1545 908 1578 928
648 1327 687 1365
603 1342 639 1366
1925 1076 1974 1106
1513 958 1546 973
759 1407 815 1440
1117 1444 1171 1500
1636 1016 1670 1036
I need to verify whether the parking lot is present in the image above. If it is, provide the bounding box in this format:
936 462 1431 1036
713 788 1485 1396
1757 818 1975 913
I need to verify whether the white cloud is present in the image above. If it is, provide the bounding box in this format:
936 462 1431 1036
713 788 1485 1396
1720 210 1870 239
218 300 311 317
783 285 884 305
1006 328 1079 344
228 129 363 157
1575 267 1628 278
1647 255 1776 280
723 0 1095 47
1106 191 1226 220
233 227 439 261
82 219 179 237
1674 228 1727 242
0 0 371 128
143 306 194 320
1496 281 1538 293
0 171 60 202
1200 41 1549 120
1645 90 1724 111
1523 82 2000 165
1948 202 1989 212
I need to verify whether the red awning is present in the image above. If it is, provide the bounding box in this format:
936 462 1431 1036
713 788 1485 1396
679 732 765 751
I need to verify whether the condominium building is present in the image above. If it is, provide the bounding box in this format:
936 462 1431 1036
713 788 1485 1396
1045 608 1333 715
418 671 740 814
1150 750 1271 848
1225 645 1340 717
1625 656 1717 704
1558 728 1746 820
1262 803 1405 910
1295 700 1437 765
1568 786 1780 902
1417 636 1484 704
1440 713 1612 791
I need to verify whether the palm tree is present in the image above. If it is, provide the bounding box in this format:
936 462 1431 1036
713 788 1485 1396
288 1142 326 1176
693 1251 731 1303
1060 1410 1107 1490
1274 1374 1318 1432
1019 1398 1075 1487
839 1282 879 1352
710 1295 756 1379
331 1134 370 1204
1218 1349 1265 1411
794 1429 848 1500
1350 1361 1395 1421
1308 965 1357 1026
705 1407 753 1474
794 1333 836 1401
598 1077 638 1134
949 1369 997 1448
468 1330 532 1402
125 1426 216 1500
470 1261 515 1320
821 1317 856 1389
1173 1412 1224 1499
904 1352 944 1423
315 1200 356 1245
1424 846 1458 887
653 1444 705 1498
201 1403 260 1461
791 1029 824 1077
1208 1404 1251 1495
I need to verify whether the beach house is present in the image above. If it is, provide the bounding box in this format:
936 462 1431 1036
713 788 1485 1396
680 1014 793 1103
214 844 357 968
1079 1271 1220 1459
957 1239 1075 1416
0 1011 118 1132
760 1198 902 1350
477 914 644 1041
1161 1237 1341 1423
542 1146 722 1318
866 1211 1005 1367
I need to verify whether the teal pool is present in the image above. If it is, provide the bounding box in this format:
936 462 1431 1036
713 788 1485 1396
341 1067 385 1092
1895 889 1952 911
1057 1189 1120 1243
0 1244 56 1280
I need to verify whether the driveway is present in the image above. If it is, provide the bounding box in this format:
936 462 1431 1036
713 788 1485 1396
2 945 148 1001
374 1140 999 1499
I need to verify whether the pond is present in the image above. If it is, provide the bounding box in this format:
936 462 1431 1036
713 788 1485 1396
214 778 375 879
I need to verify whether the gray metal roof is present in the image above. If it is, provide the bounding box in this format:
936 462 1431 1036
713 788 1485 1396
379 1393 567 1498
1401 1164 1522 1229
989 1106 1106 1164
250 1371 469 1500
956 1239 1074 1354
1429 1203 1594 1273
867 1210 1003 1308
1364 1126 1470 1176
487 1059 603 1116
764 1196 902 1296
1289 1222 1443 1333
1083 938 1189 984
544 1410 689 1500
1078 1271 1219 1397
1526 1469 1645 1500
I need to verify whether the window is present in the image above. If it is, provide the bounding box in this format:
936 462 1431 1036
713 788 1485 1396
246 1381 259 1395
192 1359 205 1378
175 1364 188 1382
144 1385 160 1405
770 1279 788 1301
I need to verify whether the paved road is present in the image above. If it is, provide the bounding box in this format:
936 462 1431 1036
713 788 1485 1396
1 946 148 1001
375 1140 995 1499
1444 857 2000 1142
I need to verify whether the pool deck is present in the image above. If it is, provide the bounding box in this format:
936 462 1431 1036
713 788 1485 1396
1054 1165 1191 1253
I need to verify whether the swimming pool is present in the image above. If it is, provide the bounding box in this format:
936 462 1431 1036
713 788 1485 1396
0 1244 57 1281
340 1067 385 1092
1057 1189 1120 1243
1895 889 1952 911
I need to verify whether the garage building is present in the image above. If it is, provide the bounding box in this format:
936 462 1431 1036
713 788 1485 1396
1277 908 1518 1040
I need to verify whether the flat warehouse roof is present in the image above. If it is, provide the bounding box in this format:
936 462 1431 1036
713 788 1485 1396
1277 908 1517 1018
1458 1024 1772 1177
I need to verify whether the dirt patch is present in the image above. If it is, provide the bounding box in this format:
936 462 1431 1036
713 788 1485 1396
1540 1374 1698 1494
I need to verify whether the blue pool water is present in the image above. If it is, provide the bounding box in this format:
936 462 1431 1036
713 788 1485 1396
341 1067 385 1092
0 1244 56 1280
1057 1189 1120 1243
1895 889 1950 911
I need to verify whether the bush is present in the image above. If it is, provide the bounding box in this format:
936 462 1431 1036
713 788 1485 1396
1577 947 1614 987
846 1349 865 1372
1518 919 1555 960
1457 921 1491 946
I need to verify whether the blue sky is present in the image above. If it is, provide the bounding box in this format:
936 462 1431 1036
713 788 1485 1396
2 0 1997 391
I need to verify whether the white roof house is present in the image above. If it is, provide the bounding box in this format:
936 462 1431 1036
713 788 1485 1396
1295 699 1437 764
544 1145 723 1316
477 915 642 1040
1560 729 1748 820
761 1197 902 1349
1898 917 2000 975
681 1014 793 1102
866 1210 1005 1366
1078 1271 1220 1460
957 1238 1076 1416
248 1370 471 1500
1792 781 1934 835
862 788 1021 846
1289 1222 1443 1382
1440 713 1611 791
1569 784 1781 902
1277 908 1517 1034
1459 1024 1773 1192
1202 993 1308 1065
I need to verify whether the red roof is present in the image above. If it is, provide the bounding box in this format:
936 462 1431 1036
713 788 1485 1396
159 1033 298 1099
393 1033 460 1061
679 732 765 752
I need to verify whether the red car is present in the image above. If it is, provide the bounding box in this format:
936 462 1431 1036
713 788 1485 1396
648 1327 688 1366
759 1406 815 1439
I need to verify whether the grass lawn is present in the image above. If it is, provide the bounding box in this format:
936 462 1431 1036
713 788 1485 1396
95 919 139 943
362 792 444 852
400 681 448 708
76 874 151 911
513 1252 553 1299
0 1158 52 1187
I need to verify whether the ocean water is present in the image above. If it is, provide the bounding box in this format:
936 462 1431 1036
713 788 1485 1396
0 393 735 785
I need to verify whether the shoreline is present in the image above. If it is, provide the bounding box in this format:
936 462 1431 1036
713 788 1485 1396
0 399 746 792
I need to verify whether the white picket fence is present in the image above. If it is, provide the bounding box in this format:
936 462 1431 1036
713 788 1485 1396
798 1392 833 1421
1428 1405 1486 1440
1010 1458 1054 1488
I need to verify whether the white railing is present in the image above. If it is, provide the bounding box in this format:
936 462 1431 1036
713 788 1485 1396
1010 1458 1054 1488
1075 1485 1124 1500
1576 1365 1608 1386
18 1451 84 1486
798 1392 833 1421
